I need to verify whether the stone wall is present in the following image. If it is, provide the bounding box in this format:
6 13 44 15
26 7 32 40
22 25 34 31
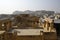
17 35 43 40
43 32 57 40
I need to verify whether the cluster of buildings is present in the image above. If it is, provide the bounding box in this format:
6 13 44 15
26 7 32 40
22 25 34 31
0 14 57 40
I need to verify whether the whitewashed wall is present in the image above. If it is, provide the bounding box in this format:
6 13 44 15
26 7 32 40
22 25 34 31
13 29 43 36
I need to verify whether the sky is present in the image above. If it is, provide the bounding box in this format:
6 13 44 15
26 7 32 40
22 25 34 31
0 0 60 14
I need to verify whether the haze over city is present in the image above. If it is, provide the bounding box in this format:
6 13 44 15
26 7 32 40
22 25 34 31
0 0 60 14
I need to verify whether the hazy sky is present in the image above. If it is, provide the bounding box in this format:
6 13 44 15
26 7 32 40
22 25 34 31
0 0 60 14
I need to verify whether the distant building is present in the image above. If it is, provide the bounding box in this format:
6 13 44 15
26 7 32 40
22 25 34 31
54 19 60 36
14 14 41 29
